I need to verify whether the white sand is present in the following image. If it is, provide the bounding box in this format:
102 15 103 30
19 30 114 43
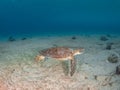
0 35 120 90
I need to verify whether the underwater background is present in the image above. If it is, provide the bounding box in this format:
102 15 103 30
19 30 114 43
0 1 120 90
0 0 120 37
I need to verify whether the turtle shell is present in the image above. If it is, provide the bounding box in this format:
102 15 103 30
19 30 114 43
39 47 73 59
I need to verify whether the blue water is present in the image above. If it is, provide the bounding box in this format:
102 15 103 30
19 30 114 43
0 0 120 37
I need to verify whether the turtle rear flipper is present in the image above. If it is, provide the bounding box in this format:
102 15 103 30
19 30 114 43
70 57 76 76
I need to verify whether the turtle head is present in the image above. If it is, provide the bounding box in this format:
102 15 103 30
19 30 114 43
73 48 84 55
35 55 45 62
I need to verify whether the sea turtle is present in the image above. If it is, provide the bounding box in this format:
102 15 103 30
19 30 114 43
35 47 84 76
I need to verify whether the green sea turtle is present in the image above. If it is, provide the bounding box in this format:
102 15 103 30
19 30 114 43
35 47 84 76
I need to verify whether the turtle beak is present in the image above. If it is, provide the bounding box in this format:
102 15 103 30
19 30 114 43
79 48 84 54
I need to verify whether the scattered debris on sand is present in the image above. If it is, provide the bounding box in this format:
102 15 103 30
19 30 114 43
0 35 120 90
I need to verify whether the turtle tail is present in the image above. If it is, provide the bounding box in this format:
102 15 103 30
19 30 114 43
70 57 76 76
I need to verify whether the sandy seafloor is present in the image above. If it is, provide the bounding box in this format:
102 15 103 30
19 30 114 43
0 34 120 90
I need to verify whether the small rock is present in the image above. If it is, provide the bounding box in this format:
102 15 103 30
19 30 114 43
94 75 98 80
100 36 108 41
106 34 111 38
8 36 16 42
106 42 114 50
72 36 76 40
21 37 27 40
116 65 120 75
107 54 119 63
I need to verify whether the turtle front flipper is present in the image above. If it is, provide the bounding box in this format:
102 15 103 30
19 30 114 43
70 57 76 76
